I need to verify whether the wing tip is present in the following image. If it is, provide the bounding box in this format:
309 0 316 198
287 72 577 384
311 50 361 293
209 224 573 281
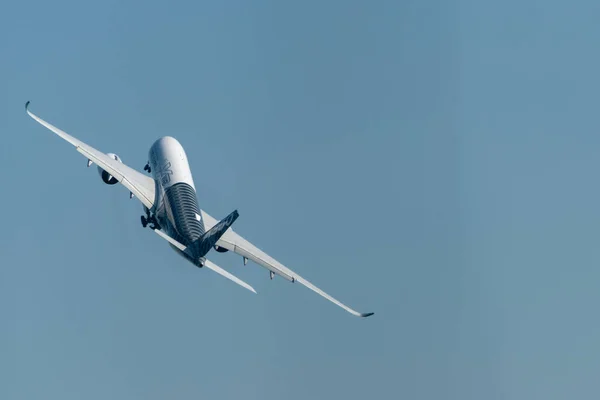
241 283 258 294
25 100 30 111
360 312 375 318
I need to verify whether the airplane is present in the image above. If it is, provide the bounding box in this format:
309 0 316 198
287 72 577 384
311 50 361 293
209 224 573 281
25 101 373 318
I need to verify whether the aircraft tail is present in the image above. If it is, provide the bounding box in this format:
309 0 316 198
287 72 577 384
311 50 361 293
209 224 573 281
185 210 239 259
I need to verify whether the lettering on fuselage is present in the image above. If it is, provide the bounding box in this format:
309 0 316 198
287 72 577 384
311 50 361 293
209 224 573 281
156 159 173 186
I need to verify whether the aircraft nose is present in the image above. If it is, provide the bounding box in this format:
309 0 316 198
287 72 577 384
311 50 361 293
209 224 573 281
150 136 184 155
157 136 181 147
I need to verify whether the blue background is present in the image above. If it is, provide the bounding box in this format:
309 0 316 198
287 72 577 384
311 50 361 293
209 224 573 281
2 1 600 399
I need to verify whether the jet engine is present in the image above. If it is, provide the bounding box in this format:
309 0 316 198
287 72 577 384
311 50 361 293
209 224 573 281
214 245 229 253
97 153 122 185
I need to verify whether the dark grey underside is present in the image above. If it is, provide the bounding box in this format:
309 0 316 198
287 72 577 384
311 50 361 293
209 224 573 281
101 170 118 185
164 182 205 245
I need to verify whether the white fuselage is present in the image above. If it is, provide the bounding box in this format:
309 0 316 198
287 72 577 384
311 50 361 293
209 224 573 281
25 102 373 317
147 137 206 256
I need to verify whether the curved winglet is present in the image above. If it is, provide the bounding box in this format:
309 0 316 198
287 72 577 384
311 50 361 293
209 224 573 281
25 100 30 110
293 274 374 318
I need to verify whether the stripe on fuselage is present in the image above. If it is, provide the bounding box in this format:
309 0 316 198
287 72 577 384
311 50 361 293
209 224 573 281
149 136 204 248
164 182 205 245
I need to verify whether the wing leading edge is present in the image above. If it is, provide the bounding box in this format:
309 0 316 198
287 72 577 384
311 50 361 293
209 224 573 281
201 211 374 318
26 102 373 318
25 101 155 209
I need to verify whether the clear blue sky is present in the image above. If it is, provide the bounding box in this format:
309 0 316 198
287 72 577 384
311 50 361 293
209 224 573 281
1 0 599 399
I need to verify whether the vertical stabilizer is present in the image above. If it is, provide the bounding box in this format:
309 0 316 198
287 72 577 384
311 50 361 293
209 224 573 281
185 210 239 259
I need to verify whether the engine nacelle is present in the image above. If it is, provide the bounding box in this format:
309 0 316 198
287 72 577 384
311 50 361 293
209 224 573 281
98 153 122 185
214 245 229 253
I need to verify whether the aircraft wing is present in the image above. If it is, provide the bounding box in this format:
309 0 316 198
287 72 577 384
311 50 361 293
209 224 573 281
201 210 374 318
25 102 155 209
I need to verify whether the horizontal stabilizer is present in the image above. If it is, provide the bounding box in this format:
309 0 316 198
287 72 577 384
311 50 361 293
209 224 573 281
203 259 256 294
152 227 186 251
151 228 255 293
